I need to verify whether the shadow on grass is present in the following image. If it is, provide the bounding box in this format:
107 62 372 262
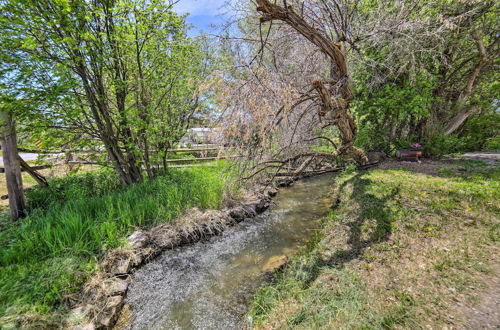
299 172 399 287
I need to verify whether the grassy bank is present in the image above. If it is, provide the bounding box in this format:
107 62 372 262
0 164 230 327
248 160 499 329
0 163 104 210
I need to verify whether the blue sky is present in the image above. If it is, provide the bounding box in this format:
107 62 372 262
174 0 228 35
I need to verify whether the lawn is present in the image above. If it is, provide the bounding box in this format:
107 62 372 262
248 160 499 329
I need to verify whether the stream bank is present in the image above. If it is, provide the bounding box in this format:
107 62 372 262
247 160 499 329
70 183 279 330
112 173 337 329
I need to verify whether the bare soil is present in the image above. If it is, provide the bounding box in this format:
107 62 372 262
457 262 500 329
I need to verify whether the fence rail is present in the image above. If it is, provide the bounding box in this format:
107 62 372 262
0 164 52 173
1 145 234 201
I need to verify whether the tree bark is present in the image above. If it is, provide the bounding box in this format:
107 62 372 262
0 111 26 220
256 0 367 165
442 30 490 136
444 105 479 136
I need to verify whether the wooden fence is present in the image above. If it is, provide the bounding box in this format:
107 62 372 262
1 146 234 199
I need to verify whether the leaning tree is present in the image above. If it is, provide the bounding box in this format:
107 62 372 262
217 0 373 181
219 0 494 177
350 0 498 149
253 0 368 167
218 0 430 178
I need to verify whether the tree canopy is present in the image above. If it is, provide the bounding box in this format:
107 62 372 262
1 0 212 184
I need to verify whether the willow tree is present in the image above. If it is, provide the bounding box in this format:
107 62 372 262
219 0 415 178
220 0 492 176
253 0 368 165
351 0 498 151
217 1 372 182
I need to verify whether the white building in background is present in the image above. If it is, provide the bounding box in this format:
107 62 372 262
180 128 217 146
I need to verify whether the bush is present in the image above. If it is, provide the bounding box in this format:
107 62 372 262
422 134 467 158
423 111 500 157
355 123 388 153
483 136 500 151
461 112 500 151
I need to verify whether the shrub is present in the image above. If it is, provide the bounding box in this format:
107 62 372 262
422 134 466 158
483 136 500 151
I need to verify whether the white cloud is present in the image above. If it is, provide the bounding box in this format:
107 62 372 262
174 0 227 16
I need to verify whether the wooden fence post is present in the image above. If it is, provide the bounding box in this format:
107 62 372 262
0 110 26 220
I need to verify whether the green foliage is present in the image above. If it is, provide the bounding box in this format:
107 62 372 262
423 111 500 157
352 0 497 156
484 136 500 151
460 112 500 151
353 76 436 153
355 122 392 153
0 165 230 324
355 79 435 124
0 0 213 183
25 170 120 210
423 134 468 158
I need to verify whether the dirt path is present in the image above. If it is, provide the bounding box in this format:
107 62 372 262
461 151 500 166
379 159 499 329
458 262 500 329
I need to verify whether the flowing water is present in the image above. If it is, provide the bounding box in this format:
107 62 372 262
115 173 336 330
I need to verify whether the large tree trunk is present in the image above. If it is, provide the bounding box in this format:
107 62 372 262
426 30 491 138
0 111 26 220
444 105 479 136
443 30 490 136
256 0 367 165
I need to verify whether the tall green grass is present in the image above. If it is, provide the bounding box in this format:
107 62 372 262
25 170 121 210
0 165 229 325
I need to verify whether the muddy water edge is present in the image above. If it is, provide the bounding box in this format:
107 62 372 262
115 173 337 330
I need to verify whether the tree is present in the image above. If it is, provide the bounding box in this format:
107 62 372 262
0 109 26 220
254 0 368 165
218 0 377 181
1 0 208 185
352 0 498 151
219 0 439 178
427 1 497 137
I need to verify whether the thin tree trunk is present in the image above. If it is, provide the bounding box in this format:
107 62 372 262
135 21 153 179
0 111 26 220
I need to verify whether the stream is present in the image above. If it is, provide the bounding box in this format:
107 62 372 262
115 173 336 330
